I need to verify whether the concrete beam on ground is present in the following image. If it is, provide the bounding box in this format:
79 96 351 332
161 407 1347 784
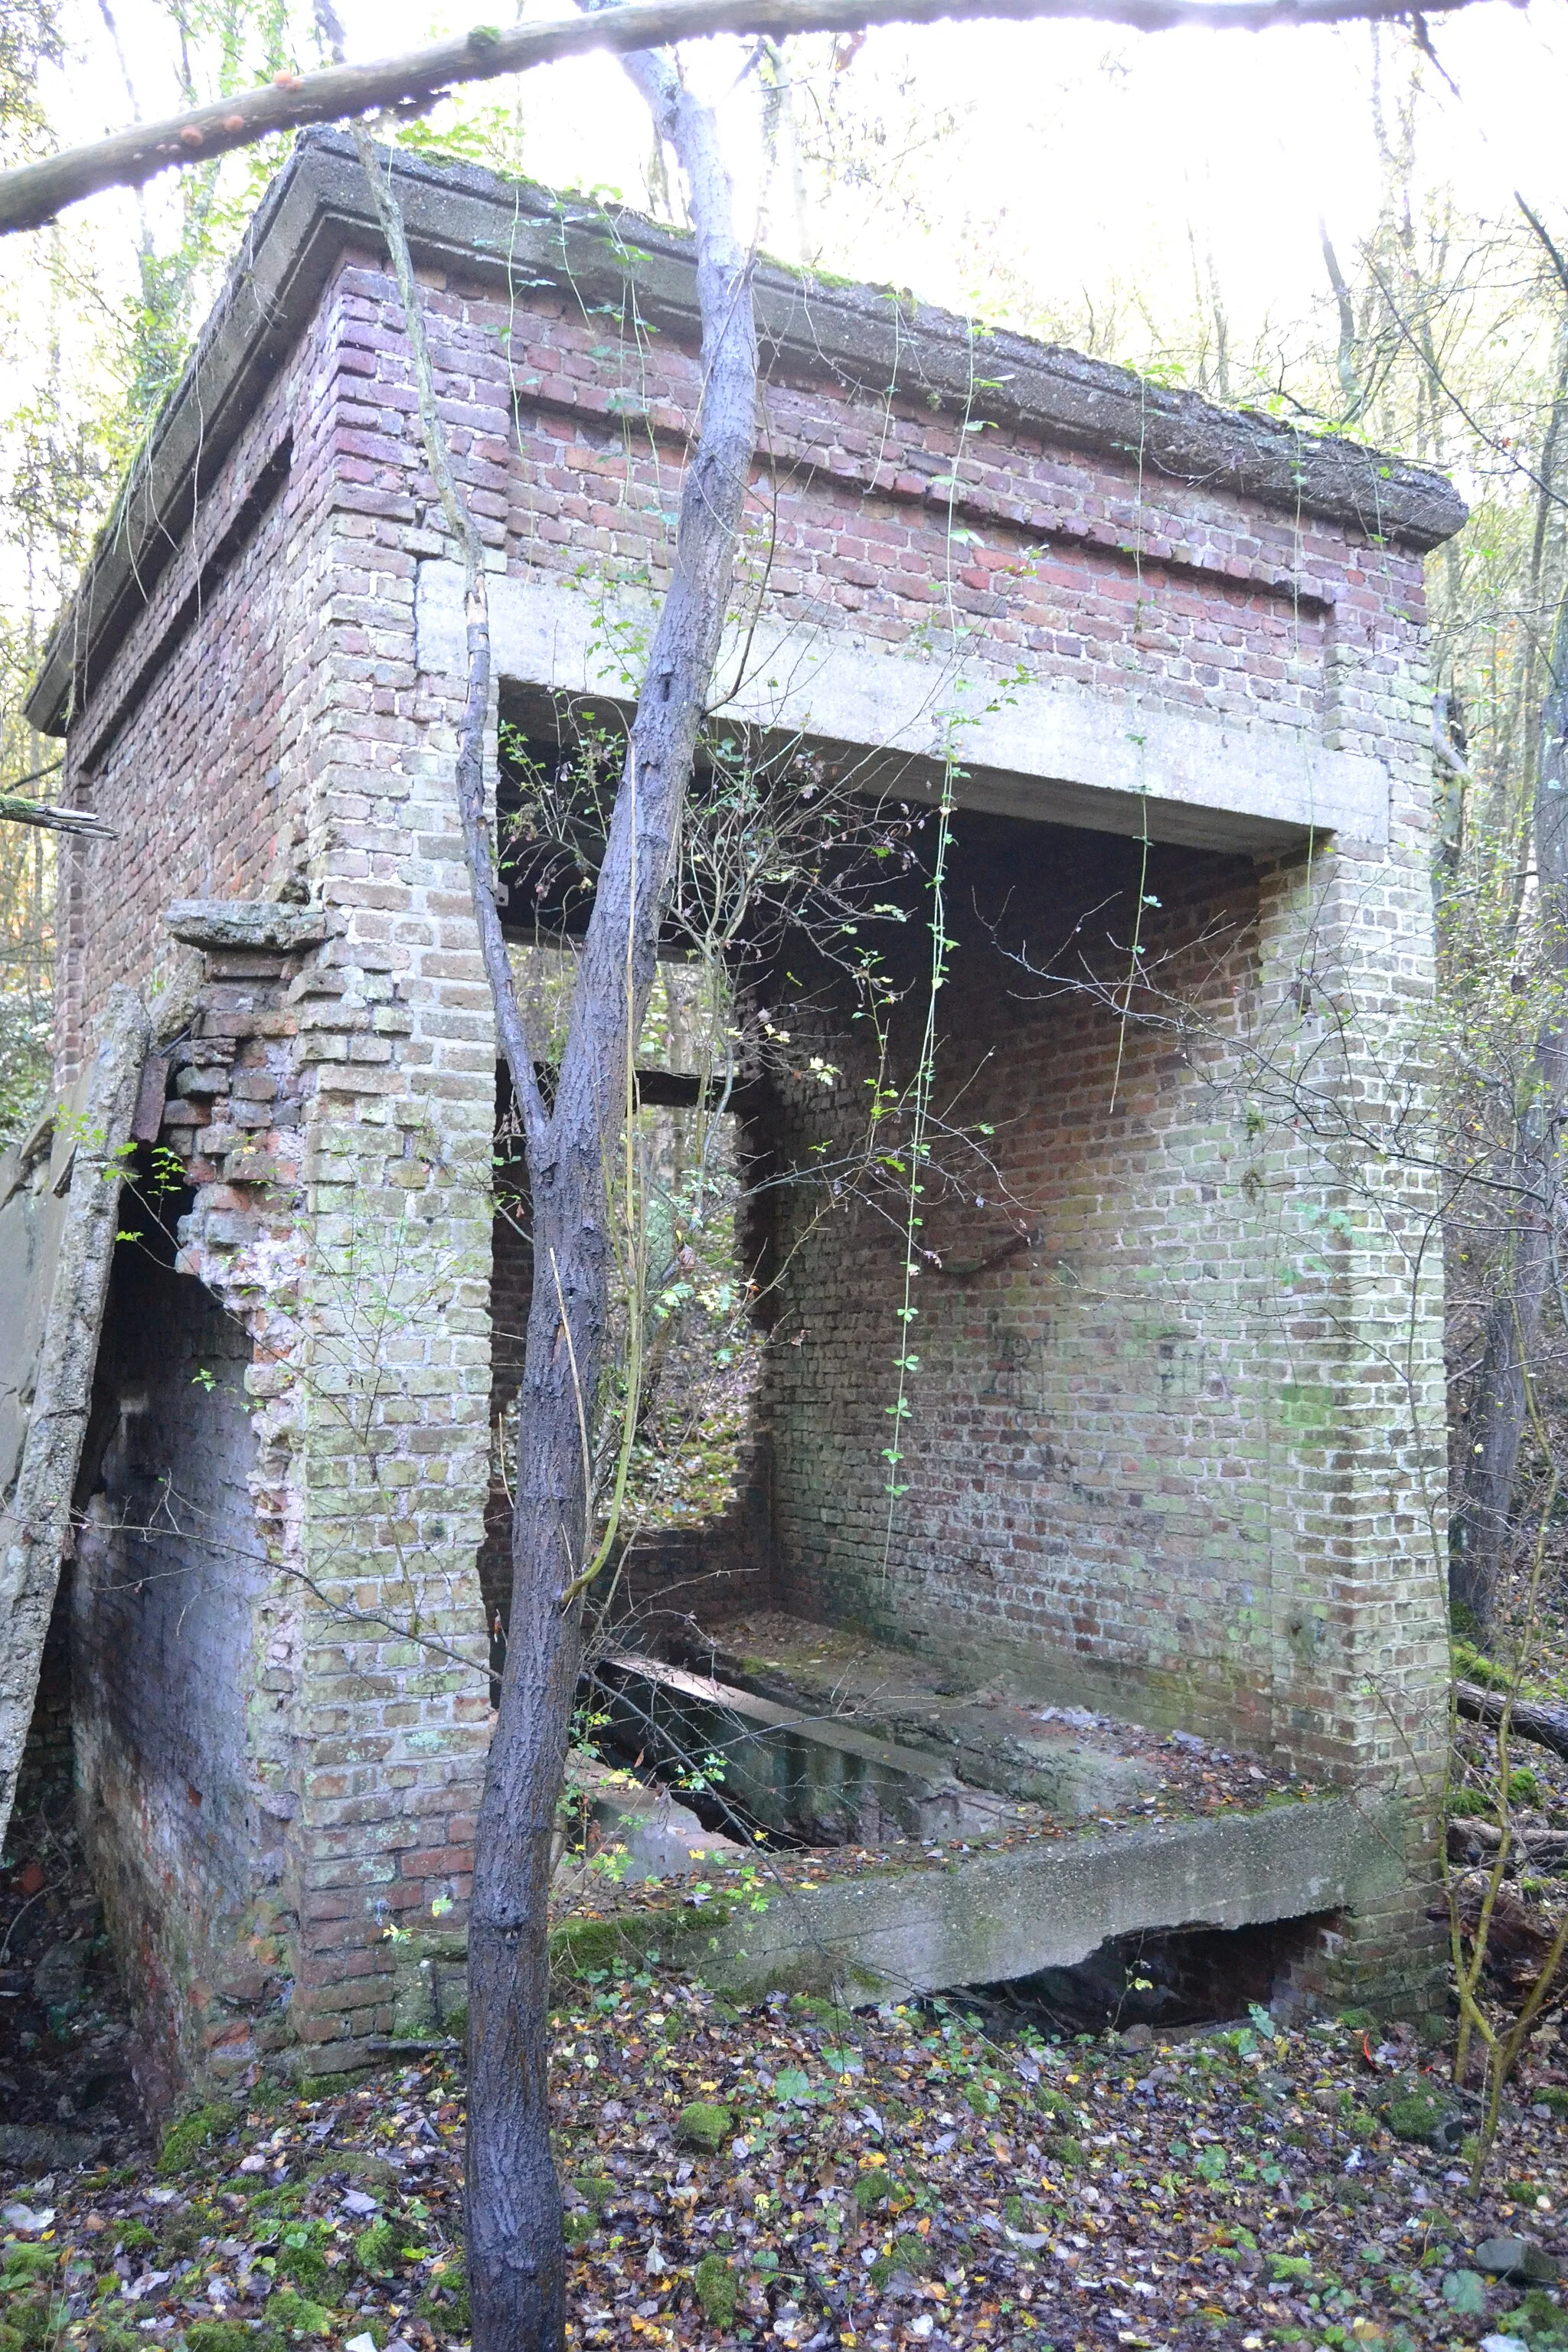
674 1793 1397 2002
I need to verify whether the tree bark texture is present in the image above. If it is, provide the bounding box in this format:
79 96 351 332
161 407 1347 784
351 80 757 2352
0 0 1489 238
1451 597 1568 1634
1455 1677 1568 1766
466 61 754 2338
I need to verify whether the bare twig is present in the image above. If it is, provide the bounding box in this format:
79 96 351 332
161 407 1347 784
0 795 116 838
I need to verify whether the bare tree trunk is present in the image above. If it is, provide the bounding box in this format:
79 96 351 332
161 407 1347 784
471 68 754 2352
1452 596 1568 1634
356 74 753 2341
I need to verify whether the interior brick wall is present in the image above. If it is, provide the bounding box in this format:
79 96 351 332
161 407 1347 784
756 820 1280 1740
72 1243 283 2102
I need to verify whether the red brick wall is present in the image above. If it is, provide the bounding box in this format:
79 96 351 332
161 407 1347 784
754 820 1282 1737
323 255 1373 748
52 332 332 1083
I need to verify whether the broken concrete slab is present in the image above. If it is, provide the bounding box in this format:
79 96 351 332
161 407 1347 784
585 1776 742 1883
0 985 149 1850
163 899 328 952
1473 2238 1559 2285
690 1792 1399 2001
557 1753 743 1886
596 1650 1041 1845
677 1614 1162 1817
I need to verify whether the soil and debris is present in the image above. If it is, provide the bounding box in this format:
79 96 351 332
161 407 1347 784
2 1967 1567 2352
5 1613 1568 2352
0 1798 140 2178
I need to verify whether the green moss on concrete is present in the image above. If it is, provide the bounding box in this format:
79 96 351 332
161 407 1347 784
547 1909 680 1983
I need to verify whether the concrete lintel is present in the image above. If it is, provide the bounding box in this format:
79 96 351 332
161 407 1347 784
687 1793 1400 2001
164 900 330 952
418 564 1388 854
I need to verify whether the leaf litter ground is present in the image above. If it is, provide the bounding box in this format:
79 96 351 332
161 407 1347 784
5 1976 1568 2352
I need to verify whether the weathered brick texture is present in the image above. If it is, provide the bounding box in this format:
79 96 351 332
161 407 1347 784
28 137 1459 2075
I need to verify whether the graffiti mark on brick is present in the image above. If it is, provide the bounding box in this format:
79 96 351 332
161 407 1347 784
982 1315 1050 1408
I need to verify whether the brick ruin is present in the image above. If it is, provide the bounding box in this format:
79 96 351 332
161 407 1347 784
8 129 1465 2091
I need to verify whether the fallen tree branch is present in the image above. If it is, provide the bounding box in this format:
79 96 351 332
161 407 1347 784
0 0 1491 238
0 795 116 839
1456 1677 1568 1763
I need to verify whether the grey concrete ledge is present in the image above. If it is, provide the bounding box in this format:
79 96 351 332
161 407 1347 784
420 566 1389 852
382 1795 1406 2049
164 899 329 952
28 132 1464 737
676 1792 1402 2001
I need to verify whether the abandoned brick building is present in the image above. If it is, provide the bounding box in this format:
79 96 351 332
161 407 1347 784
0 128 1465 2091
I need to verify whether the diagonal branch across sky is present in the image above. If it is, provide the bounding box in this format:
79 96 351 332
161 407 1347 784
0 0 1497 240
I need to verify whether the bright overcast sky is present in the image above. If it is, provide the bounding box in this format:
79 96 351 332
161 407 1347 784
32 0 1568 381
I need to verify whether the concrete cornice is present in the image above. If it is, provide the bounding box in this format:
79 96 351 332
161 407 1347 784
27 127 1467 738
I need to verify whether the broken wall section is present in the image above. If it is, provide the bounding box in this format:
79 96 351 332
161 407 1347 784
64 893 494 2092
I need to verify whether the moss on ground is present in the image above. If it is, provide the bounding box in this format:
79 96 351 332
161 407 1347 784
870 2233 931 2288
676 2100 732 2151
693 2252 737 2324
183 2327 257 2352
267 2290 334 2337
354 2220 396 2276
156 2102 234 2177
